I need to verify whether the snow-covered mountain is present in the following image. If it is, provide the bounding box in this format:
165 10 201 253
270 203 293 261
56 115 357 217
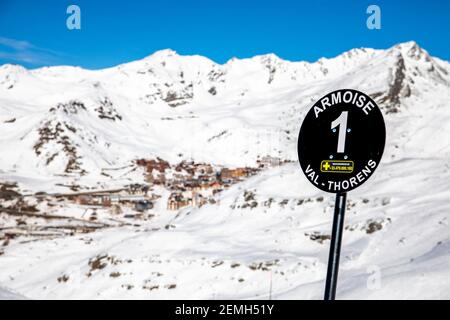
1 41 449 191
1 41 450 299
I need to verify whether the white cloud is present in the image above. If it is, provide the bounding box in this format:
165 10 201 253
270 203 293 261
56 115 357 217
0 37 33 51
0 36 63 65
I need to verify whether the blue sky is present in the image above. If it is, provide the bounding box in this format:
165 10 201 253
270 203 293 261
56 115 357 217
0 0 449 69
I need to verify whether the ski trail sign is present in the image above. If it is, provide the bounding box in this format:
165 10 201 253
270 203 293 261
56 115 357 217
297 89 386 300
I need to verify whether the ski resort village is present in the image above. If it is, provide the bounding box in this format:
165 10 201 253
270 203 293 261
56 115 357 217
1 42 450 299
0 156 283 242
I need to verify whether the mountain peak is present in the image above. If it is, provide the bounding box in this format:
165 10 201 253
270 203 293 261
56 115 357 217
391 41 430 61
341 47 376 58
257 53 282 61
145 49 178 60
395 40 419 50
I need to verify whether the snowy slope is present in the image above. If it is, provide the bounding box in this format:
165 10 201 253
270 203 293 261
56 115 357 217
1 160 449 299
1 41 450 299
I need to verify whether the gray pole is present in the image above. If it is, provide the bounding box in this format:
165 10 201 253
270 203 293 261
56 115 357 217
324 192 347 300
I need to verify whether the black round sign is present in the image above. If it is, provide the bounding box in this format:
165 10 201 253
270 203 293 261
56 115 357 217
297 89 386 193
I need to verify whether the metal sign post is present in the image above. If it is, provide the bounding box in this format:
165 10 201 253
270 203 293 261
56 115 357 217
297 89 386 300
324 192 346 300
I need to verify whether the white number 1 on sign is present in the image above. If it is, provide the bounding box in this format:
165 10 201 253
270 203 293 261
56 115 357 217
331 111 348 153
